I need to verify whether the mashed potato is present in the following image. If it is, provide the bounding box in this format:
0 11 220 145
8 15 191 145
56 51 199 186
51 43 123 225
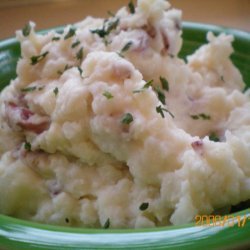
0 0 249 228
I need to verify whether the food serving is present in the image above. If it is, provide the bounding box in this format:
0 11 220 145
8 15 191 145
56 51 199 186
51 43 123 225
0 0 249 229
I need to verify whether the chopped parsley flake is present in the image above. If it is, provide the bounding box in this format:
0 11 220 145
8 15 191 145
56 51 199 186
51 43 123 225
128 1 135 14
21 86 37 92
121 41 133 53
143 80 153 89
139 202 149 211
22 23 31 37
160 76 169 92
133 79 153 93
121 113 133 125
90 17 119 38
71 40 80 48
156 105 174 118
209 132 220 142
190 115 199 120
190 113 211 120
53 87 59 96
52 36 60 41
154 86 166 105
24 141 31 151
90 27 107 38
58 64 72 75
103 91 113 99
103 218 110 229
106 18 119 34
199 113 210 120
30 51 49 65
77 66 83 77
76 47 84 61
64 27 76 40
38 86 44 91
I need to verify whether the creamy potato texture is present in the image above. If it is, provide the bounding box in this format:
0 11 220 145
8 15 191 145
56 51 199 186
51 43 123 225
0 0 249 228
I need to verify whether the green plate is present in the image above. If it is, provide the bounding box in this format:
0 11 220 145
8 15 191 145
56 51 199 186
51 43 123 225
0 22 250 250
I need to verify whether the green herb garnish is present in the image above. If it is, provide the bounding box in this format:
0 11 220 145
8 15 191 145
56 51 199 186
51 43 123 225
30 51 49 65
156 105 174 118
71 40 80 48
52 36 60 41
53 87 59 96
90 26 107 38
121 41 133 53
103 91 113 99
139 202 149 211
128 1 135 14
64 27 76 40
121 113 134 124
190 115 199 120
76 47 84 61
154 86 166 105
106 18 119 34
200 113 211 120
190 113 211 120
22 23 31 37
209 132 220 142
143 80 153 89
77 66 83 77
133 79 153 93
103 218 110 229
57 64 72 75
160 76 169 92
24 141 31 151
21 86 37 92
90 17 119 38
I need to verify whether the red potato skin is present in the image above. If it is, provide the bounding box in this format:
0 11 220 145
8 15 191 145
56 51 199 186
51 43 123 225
5 102 50 134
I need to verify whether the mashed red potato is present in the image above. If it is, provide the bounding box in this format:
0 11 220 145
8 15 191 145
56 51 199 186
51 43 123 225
0 0 249 228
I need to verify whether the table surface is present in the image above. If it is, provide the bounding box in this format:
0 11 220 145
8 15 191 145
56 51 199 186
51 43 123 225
0 0 249 40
